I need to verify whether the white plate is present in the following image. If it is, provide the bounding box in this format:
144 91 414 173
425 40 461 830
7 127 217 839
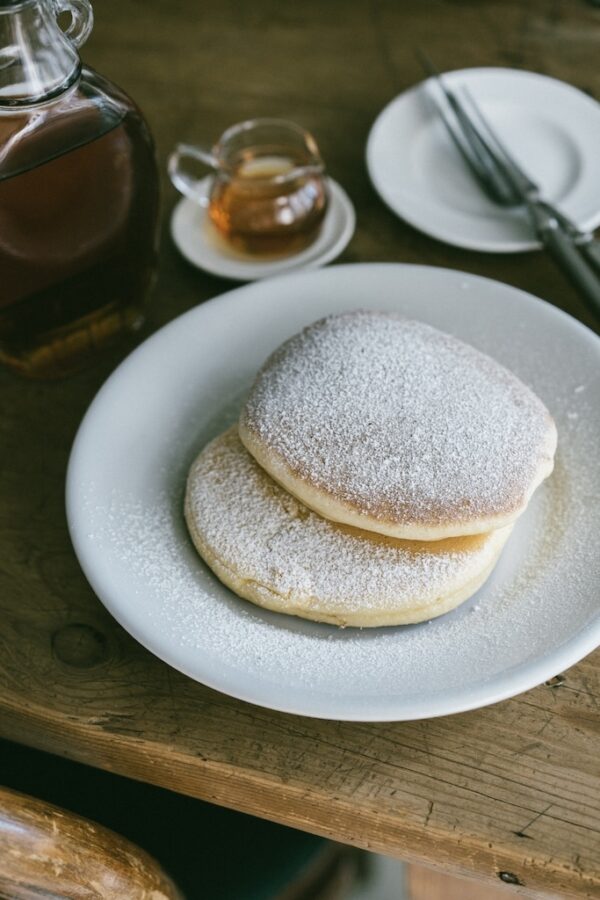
170 177 355 281
66 264 600 721
367 68 600 252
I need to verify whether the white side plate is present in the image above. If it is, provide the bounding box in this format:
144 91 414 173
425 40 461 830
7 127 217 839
367 68 600 252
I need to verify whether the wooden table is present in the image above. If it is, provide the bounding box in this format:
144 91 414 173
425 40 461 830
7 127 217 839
1 1 599 897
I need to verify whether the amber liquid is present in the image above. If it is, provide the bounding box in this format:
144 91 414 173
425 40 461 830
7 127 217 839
208 147 328 256
0 86 159 378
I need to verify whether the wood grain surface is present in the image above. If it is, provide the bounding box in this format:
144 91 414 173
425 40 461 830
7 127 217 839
0 786 182 899
0 2 599 898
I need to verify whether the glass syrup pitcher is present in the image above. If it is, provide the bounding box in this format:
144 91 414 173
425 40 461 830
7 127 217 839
0 0 160 378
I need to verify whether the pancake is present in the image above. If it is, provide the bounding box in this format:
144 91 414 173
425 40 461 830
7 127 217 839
239 311 556 540
185 428 513 627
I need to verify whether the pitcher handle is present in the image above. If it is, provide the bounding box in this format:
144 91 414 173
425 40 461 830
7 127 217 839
168 143 218 207
53 0 94 49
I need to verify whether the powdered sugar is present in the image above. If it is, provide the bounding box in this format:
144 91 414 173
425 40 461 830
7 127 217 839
185 428 509 623
78 378 599 718
68 264 600 718
88 443 586 705
240 313 556 528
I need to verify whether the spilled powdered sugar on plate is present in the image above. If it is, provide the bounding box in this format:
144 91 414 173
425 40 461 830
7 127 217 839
68 264 600 719
85 395 589 703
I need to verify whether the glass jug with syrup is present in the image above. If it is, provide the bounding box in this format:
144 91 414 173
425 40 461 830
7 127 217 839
0 0 159 378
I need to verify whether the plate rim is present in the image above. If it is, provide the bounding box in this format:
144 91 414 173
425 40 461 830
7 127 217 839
66 262 600 721
366 66 600 254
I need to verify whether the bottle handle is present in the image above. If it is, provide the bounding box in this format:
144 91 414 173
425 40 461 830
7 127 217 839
53 0 94 49
168 143 219 207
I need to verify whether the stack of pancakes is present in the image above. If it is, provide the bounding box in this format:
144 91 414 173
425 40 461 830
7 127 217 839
185 312 557 627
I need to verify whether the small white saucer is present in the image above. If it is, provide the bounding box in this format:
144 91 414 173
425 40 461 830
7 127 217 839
367 67 600 253
170 177 355 281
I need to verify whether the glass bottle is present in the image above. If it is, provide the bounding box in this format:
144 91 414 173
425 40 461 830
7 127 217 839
0 0 160 378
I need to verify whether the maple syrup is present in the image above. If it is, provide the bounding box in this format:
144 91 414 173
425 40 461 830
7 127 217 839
169 119 328 257
0 1 159 378
208 148 328 256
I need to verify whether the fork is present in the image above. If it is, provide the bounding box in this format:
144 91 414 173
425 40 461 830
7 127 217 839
460 84 600 278
418 54 600 315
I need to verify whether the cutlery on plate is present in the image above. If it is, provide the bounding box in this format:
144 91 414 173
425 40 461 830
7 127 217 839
417 51 600 316
459 85 600 279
